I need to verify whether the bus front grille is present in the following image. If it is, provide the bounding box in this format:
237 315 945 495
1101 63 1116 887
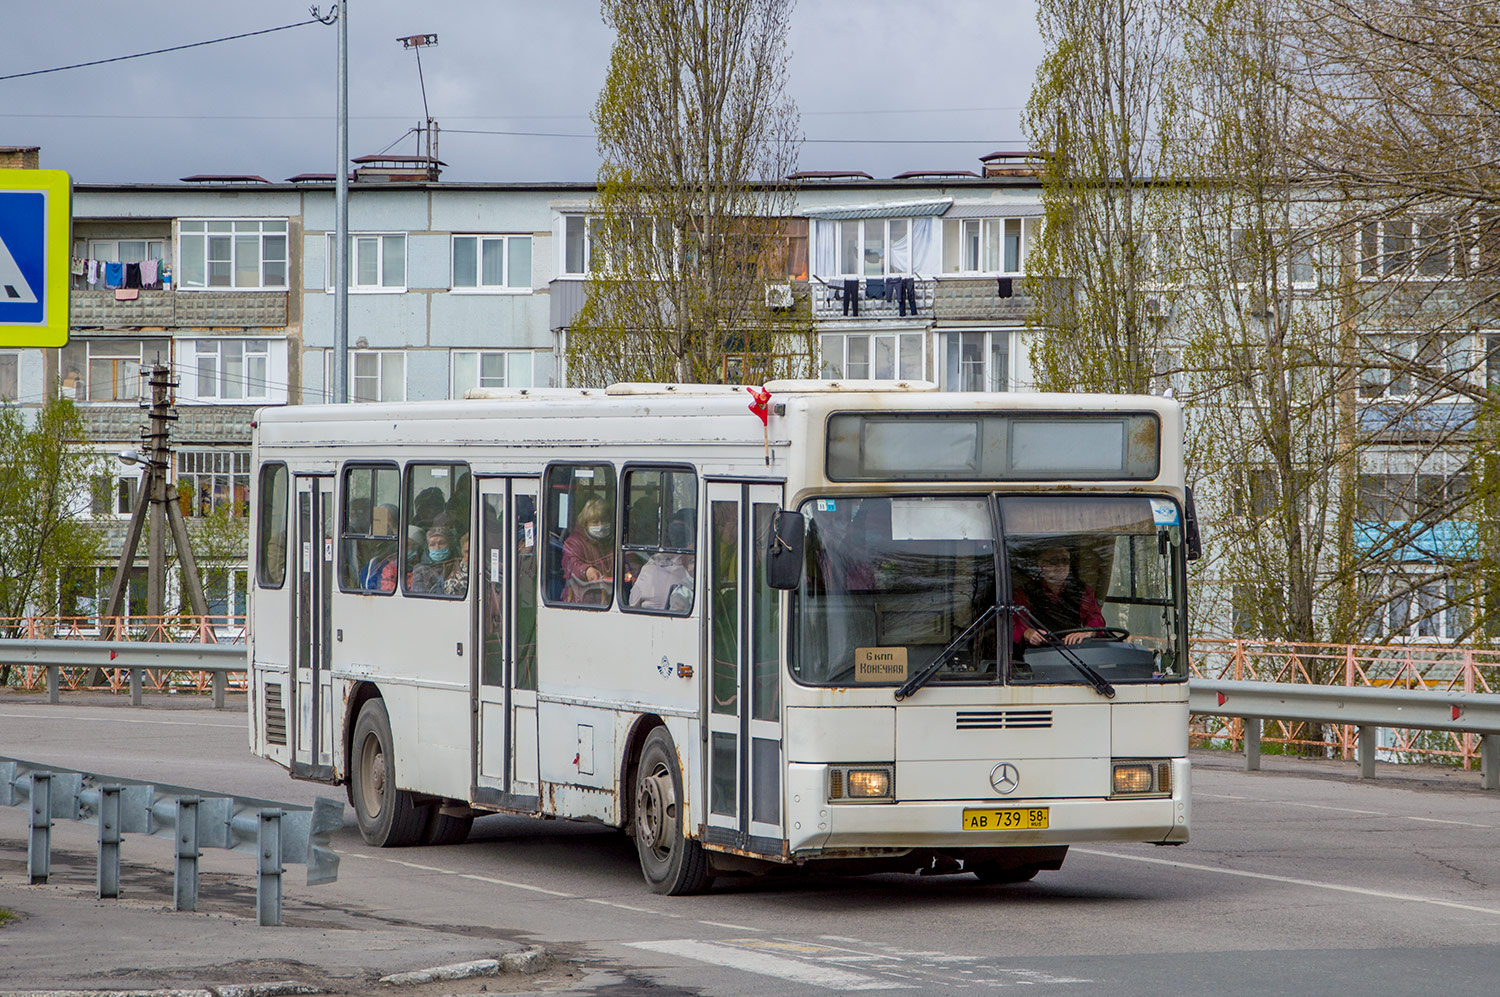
264 683 287 745
955 709 1052 730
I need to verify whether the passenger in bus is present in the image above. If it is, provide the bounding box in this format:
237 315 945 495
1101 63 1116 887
563 498 614 604
1013 545 1104 646
629 517 694 612
410 524 463 595
360 504 400 593
444 532 471 596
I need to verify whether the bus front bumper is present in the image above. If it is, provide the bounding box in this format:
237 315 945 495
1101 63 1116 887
785 759 1190 857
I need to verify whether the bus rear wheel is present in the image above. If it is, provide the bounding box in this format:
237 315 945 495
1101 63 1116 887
351 700 426 847
633 727 711 895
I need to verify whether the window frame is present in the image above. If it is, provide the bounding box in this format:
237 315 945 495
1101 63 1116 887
402 460 473 601
59 336 171 404
325 349 407 403
451 233 534 292
181 337 273 403
256 462 290 589
560 215 596 277
1358 330 1477 402
176 448 251 520
1359 216 1458 281
177 219 288 291
0 351 18 402
325 232 408 292
819 330 926 381
338 462 402 596
541 461 618 611
942 329 1014 392
450 349 536 396
619 464 699 617
940 216 1040 277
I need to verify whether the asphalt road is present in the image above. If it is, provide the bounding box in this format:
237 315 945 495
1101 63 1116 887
2 691 1499 995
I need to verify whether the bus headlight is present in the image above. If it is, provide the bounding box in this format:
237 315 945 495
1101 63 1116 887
828 765 894 801
1112 759 1173 797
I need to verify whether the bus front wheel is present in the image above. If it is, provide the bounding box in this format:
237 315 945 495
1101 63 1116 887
352 700 426 847
633 727 711 895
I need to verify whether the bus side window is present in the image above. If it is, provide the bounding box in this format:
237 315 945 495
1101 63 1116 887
339 464 400 594
543 462 617 608
256 463 288 589
621 466 697 615
404 461 472 599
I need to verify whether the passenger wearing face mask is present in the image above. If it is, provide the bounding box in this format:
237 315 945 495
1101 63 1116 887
563 498 615 604
1013 545 1105 647
410 525 463 594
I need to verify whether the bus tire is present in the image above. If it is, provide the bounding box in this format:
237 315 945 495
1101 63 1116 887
633 727 711 895
351 700 426 847
422 805 474 846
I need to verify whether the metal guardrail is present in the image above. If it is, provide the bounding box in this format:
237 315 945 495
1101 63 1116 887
0 755 342 926
0 639 247 708
1191 678 1500 789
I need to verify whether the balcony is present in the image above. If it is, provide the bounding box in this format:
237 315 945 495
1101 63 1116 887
811 278 935 320
1353 520 1477 562
931 276 1037 322
71 289 288 330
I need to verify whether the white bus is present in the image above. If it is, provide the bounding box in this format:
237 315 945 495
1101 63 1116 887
248 382 1195 893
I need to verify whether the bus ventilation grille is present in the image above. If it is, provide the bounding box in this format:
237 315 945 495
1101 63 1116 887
955 709 1053 730
264 683 288 745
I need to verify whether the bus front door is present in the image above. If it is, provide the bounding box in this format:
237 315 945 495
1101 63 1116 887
292 474 335 780
474 478 541 810
703 482 785 855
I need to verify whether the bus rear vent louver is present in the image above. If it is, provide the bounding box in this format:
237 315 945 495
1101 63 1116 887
264 683 288 745
955 709 1053 730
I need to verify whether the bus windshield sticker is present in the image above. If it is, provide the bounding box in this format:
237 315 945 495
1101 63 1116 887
490 547 501 583
891 497 990 541
523 521 534 548
855 647 909 683
302 541 312 572
817 499 836 512
431 467 449 477
1150 499 1179 526
575 468 594 480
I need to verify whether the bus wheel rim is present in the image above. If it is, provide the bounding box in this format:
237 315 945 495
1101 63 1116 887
362 734 386 818
637 762 674 856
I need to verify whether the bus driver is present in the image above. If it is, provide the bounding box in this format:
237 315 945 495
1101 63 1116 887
1013 544 1105 647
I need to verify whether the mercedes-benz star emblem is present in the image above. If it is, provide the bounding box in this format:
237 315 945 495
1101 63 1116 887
989 762 1020 795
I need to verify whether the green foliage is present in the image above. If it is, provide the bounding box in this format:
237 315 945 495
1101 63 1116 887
569 0 816 386
0 399 103 628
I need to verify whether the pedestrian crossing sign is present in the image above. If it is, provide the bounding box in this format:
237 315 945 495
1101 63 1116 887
0 168 71 347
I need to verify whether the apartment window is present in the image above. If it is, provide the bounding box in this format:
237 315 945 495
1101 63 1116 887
452 234 533 290
451 350 535 395
1358 331 1474 400
326 233 406 290
178 220 286 289
562 216 596 276
177 449 251 519
1363 571 1469 641
332 350 406 403
830 218 915 277
942 331 1012 392
0 353 17 401
86 239 166 264
1357 472 1469 523
1360 217 1455 279
941 216 1040 275
184 339 270 401
59 337 170 402
91 469 139 518
820 331 923 380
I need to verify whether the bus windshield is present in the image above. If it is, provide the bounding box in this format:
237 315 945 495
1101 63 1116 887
789 494 1186 689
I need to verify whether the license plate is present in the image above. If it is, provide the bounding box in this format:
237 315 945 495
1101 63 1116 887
962 807 1049 830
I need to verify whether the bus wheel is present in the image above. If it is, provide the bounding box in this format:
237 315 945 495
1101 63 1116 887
633 727 711 895
351 700 426 847
422 805 474 846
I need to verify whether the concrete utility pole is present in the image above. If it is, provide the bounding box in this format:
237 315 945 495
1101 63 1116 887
332 0 350 404
103 364 211 629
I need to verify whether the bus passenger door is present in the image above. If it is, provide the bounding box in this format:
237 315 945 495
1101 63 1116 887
292 474 335 780
704 482 785 854
474 478 541 809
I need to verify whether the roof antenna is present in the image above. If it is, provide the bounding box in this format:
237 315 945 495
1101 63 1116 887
398 33 439 179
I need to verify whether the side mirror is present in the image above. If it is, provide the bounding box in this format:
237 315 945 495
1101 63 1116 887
765 510 805 590
1183 487 1202 562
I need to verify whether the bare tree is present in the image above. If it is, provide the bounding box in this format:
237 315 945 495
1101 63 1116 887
1025 0 1183 393
567 0 815 386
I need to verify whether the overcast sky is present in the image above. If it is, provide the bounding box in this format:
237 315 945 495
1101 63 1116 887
4 1 1042 185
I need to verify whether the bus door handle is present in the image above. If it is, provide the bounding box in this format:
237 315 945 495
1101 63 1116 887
456 642 463 657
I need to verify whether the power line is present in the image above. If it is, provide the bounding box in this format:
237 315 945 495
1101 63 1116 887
0 16 329 82
441 127 1025 145
0 104 1027 122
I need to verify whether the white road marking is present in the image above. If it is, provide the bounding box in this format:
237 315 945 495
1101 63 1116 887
1076 847 1500 915
698 919 762 931
342 852 576 897
626 938 914 990
1197 791 1500 828
0 711 243 729
584 897 680 917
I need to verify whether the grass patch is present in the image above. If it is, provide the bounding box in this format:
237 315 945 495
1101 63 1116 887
0 908 15 927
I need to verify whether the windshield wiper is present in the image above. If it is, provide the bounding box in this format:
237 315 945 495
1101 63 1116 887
1012 604 1116 699
894 603 1001 701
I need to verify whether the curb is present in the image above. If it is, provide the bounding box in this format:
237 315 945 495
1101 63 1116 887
379 947 551 985
0 985 324 997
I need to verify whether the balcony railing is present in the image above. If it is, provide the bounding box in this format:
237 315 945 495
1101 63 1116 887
71 289 288 329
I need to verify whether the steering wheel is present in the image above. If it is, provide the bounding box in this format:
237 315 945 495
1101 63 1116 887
1049 626 1131 642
